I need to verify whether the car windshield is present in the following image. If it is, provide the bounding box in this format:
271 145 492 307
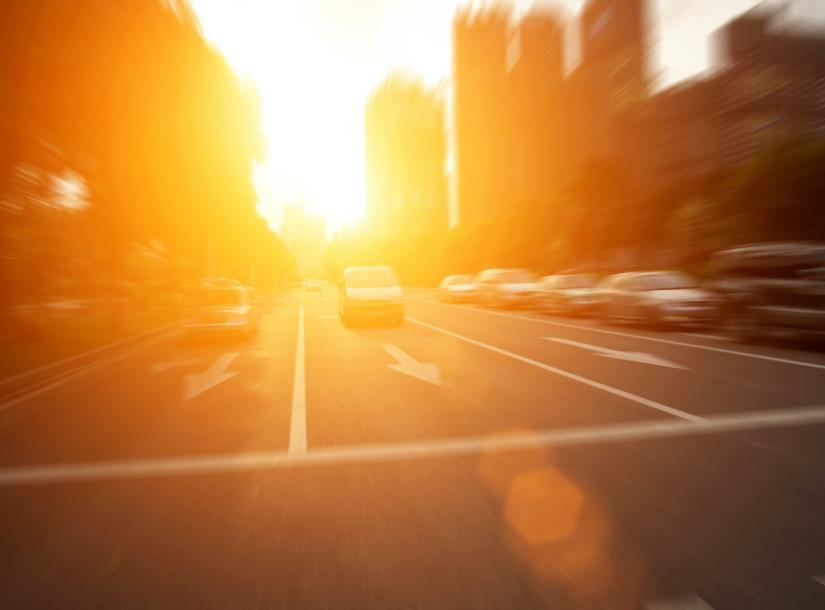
445 275 474 286
199 288 246 306
346 268 399 288
643 273 697 290
557 275 595 289
495 270 535 284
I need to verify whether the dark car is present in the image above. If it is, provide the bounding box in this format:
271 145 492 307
709 242 825 342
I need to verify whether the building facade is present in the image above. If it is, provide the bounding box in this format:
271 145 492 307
567 0 651 176
647 5 825 185
364 75 448 237
452 7 509 226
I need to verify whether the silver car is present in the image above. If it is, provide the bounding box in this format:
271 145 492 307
539 274 598 316
187 281 258 338
475 268 539 309
439 274 476 303
598 271 715 328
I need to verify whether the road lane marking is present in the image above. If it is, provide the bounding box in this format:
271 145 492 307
545 337 687 369
151 357 204 375
412 299 825 371
288 304 307 456
0 329 179 412
407 317 703 422
1 403 824 486
183 352 239 401
678 333 726 342
382 345 441 386
645 596 714 610
0 322 179 388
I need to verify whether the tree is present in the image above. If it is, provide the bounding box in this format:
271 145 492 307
723 136 825 243
565 158 636 266
0 0 287 319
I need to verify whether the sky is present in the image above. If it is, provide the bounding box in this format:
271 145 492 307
190 0 813 232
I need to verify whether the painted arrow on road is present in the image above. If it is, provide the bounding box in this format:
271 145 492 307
150 357 204 375
382 345 441 386
644 595 714 610
543 337 687 370
183 352 240 401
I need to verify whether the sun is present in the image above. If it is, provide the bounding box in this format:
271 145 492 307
190 0 460 234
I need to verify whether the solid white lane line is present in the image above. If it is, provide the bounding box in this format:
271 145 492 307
2 403 825 487
288 304 307 456
412 299 825 371
407 317 704 422
0 329 179 412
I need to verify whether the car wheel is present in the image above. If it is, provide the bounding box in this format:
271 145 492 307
722 305 759 343
604 302 620 325
642 304 664 330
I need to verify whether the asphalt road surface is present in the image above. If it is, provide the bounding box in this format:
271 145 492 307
1 287 825 609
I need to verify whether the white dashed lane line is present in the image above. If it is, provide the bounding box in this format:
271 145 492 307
288 304 307 456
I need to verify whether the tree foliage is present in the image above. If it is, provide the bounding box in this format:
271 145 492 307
0 0 288 302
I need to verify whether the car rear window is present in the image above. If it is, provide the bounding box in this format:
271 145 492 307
445 275 474 286
557 275 595 289
644 273 696 290
199 288 246 306
493 270 536 283
346 268 399 288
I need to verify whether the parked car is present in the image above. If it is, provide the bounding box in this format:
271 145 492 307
186 279 258 339
339 266 404 326
305 278 323 291
475 268 539 308
539 273 598 316
709 242 825 342
598 271 715 328
439 274 476 302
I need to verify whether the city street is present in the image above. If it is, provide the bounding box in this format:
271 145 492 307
1 286 825 609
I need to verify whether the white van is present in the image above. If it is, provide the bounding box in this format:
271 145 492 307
339 266 404 326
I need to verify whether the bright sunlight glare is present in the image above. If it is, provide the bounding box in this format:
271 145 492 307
190 0 751 233
191 0 466 232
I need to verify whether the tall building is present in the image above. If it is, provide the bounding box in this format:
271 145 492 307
567 0 651 175
647 5 825 185
364 75 448 236
452 7 509 226
506 9 567 204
